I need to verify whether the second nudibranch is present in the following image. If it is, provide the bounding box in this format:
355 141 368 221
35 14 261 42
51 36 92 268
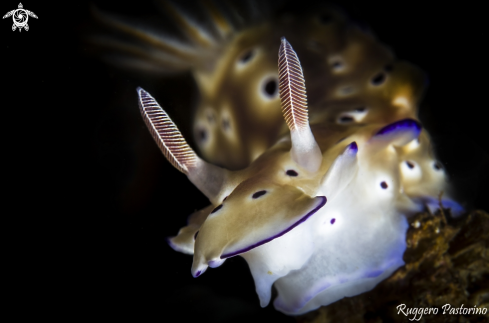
137 39 461 315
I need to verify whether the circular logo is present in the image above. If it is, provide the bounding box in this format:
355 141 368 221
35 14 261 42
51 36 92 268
13 9 28 27
3 3 38 32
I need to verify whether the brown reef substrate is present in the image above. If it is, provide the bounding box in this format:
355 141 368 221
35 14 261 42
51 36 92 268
297 209 489 323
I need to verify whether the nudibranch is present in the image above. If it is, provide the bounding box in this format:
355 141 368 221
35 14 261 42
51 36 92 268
136 39 462 314
91 0 464 315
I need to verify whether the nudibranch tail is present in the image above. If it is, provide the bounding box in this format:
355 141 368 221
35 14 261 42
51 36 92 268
279 38 322 172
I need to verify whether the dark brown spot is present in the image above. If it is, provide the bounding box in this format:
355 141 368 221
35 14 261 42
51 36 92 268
355 107 366 112
198 129 207 142
332 61 342 69
339 116 354 123
406 161 415 169
286 170 298 176
380 181 388 189
194 231 199 240
434 162 442 170
252 190 267 199
264 79 277 97
240 50 254 63
223 195 228 202
211 204 223 214
371 73 386 86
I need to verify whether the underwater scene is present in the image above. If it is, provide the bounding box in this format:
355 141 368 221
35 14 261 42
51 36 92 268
85 0 488 321
4 0 486 321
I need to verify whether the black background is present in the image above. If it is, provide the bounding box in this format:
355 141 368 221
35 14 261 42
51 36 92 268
3 0 487 321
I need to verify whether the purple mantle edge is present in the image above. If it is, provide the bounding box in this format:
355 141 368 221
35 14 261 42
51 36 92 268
220 196 327 259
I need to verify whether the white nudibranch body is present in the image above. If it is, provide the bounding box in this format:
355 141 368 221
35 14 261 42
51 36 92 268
136 37 462 315
238 119 427 314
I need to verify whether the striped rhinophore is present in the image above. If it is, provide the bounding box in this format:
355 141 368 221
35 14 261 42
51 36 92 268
279 37 309 132
137 87 197 174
